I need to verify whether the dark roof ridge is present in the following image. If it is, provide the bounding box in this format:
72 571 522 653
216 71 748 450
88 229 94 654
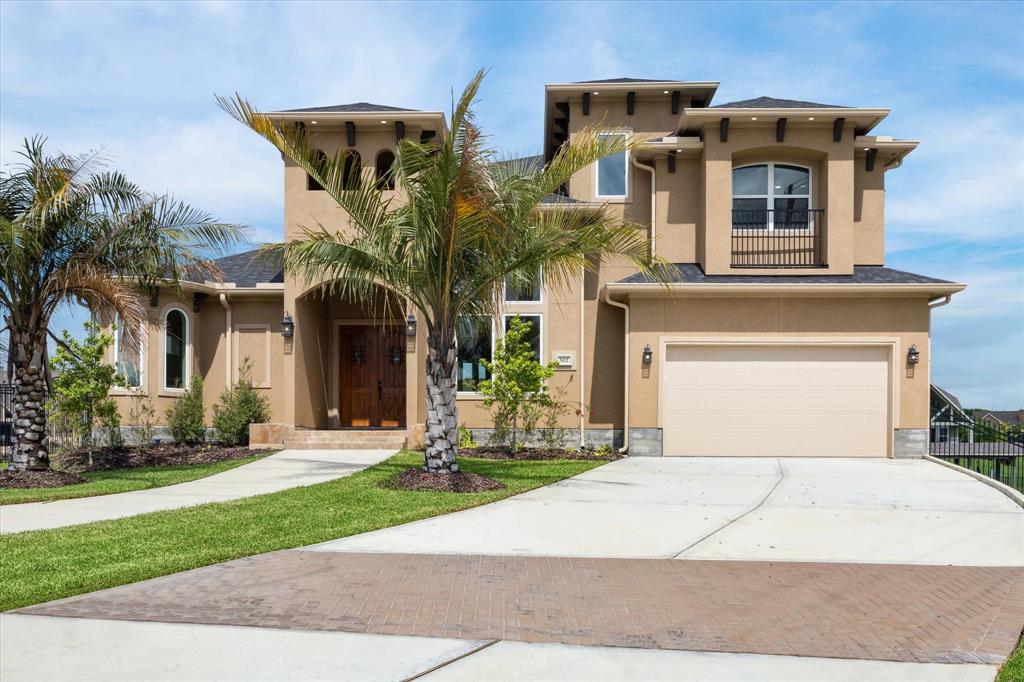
712 96 847 109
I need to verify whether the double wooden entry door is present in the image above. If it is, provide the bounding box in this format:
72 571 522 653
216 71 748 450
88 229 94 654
339 325 406 428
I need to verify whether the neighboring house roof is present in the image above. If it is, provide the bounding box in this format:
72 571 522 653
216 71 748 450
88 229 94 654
211 248 284 287
712 96 847 109
280 102 416 113
932 385 963 412
494 154 546 173
539 193 580 204
974 410 1024 426
615 264 954 285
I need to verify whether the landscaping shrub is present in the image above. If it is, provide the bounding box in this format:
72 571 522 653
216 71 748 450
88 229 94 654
212 359 269 446
166 375 206 444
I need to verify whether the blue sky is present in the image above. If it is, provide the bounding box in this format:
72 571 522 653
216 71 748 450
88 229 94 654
1 1 1022 407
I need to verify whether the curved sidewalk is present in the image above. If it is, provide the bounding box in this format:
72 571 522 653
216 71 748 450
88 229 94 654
0 449 394 535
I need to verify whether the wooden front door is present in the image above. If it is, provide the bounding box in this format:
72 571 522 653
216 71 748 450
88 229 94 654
339 325 406 428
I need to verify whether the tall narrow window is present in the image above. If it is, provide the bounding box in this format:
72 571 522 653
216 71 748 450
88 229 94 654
164 309 187 390
375 150 396 190
596 133 628 198
732 163 811 230
343 151 362 189
503 314 541 362
456 316 492 393
307 150 328 191
503 267 542 303
113 314 143 389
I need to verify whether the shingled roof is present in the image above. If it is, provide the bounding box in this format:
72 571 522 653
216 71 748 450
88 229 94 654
616 264 953 285
280 102 415 113
211 248 284 287
712 96 846 109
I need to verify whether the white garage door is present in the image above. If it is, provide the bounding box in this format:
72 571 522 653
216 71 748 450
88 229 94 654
662 345 890 457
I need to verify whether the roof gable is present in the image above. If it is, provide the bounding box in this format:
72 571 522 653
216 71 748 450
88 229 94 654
280 102 415 113
712 96 846 109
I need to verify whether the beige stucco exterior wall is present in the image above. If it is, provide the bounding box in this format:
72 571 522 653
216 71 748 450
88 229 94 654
625 295 932 434
854 157 886 264
107 288 287 427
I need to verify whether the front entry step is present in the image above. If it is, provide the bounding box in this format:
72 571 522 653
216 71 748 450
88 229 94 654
249 423 407 450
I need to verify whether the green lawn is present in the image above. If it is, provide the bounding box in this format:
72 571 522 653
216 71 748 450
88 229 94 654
998 637 1024 682
0 451 603 611
0 455 267 505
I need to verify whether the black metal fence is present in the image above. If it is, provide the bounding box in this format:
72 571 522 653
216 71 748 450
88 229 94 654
731 208 826 268
930 415 1024 493
0 383 86 464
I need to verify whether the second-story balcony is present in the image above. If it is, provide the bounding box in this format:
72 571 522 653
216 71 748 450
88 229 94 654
731 208 826 268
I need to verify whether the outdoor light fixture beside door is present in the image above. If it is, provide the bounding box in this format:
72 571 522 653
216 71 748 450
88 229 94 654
642 344 653 365
405 313 417 337
281 312 295 338
907 344 920 365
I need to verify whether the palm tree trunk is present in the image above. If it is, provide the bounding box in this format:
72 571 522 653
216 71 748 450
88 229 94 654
424 331 459 473
9 320 50 471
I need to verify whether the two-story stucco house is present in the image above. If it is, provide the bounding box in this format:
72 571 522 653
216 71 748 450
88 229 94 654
107 78 964 458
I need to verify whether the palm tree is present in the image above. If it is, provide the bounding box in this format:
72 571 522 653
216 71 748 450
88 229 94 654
0 137 244 471
219 70 669 473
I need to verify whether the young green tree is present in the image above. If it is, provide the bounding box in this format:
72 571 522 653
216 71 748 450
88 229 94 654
49 321 122 458
219 70 672 472
478 317 557 454
0 137 244 470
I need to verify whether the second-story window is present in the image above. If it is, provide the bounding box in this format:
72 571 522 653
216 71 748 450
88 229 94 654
733 163 811 229
503 267 542 303
343 151 362 189
375 150 396 190
596 132 628 199
307 150 328 191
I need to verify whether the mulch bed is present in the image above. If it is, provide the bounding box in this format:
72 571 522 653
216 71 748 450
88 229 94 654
383 468 506 493
54 444 265 474
462 446 623 461
0 469 87 489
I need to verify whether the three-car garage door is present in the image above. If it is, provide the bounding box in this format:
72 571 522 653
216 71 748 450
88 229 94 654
661 345 890 457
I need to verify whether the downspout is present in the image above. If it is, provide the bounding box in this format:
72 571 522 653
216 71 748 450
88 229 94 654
579 272 586 448
631 156 656 258
219 293 232 387
603 288 630 454
928 294 952 309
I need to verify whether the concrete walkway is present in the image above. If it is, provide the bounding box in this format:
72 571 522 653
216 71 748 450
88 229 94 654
0 615 999 681
311 457 1024 565
0 449 394 534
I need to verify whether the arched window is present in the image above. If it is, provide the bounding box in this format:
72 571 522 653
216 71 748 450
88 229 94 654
343 151 362 189
732 163 811 230
307 150 328 191
375 150 396 190
164 308 188 390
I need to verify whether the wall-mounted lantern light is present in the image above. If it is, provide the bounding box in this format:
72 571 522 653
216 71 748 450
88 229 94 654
405 313 417 337
907 344 920 365
281 312 295 338
642 344 653 366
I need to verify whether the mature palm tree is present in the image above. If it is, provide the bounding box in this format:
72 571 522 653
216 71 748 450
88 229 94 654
219 70 669 473
0 137 244 471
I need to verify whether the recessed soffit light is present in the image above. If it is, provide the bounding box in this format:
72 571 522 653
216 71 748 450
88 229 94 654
310 120 318 124
751 116 758 121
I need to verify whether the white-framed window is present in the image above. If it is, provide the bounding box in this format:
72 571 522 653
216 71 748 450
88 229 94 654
456 315 493 393
732 162 812 230
502 313 542 363
113 314 144 389
503 267 542 303
595 132 629 199
163 307 189 391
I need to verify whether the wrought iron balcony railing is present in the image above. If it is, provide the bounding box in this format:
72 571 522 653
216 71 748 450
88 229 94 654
731 208 826 268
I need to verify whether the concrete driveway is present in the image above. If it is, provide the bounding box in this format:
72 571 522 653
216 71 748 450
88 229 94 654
311 456 1024 566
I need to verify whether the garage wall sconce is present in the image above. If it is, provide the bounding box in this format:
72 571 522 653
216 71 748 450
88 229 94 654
642 344 653 365
281 312 295 338
906 344 920 365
